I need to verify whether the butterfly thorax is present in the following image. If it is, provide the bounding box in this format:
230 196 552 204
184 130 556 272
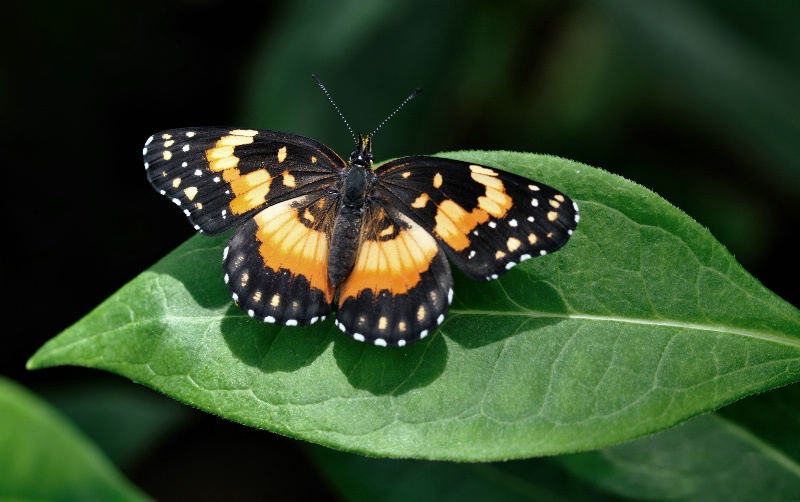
327 134 376 287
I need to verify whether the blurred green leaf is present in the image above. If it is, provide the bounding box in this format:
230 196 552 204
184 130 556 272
0 376 149 502
559 413 800 501
42 378 193 468
28 151 800 460
305 443 621 502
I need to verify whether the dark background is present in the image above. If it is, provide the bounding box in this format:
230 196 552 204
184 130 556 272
2 0 799 499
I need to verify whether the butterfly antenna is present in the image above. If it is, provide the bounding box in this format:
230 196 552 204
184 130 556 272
312 74 356 144
369 86 423 139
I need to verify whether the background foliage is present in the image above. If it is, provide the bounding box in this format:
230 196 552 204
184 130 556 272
3 0 800 499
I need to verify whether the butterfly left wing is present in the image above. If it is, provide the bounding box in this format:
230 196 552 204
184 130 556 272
334 203 453 347
143 127 346 235
374 156 579 281
224 191 338 326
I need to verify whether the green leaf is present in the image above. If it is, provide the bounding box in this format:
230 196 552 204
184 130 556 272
27 151 800 461
0 376 150 501
559 413 800 501
305 443 621 502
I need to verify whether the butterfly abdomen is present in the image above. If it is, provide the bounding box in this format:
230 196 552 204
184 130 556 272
328 204 364 287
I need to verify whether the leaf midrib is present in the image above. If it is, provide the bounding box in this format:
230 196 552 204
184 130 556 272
448 309 800 349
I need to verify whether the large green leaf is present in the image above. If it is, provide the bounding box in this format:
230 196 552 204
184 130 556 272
0 376 149 501
27 151 800 461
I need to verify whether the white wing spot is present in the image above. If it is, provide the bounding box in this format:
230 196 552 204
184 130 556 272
540 250 548 256
265 316 276 323
182 144 190 152
509 219 518 227
529 184 540 191
286 319 298 326
353 333 365 342
531 199 539 207
488 221 497 228
374 338 387 347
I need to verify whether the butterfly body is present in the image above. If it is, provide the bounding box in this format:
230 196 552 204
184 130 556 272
144 127 578 347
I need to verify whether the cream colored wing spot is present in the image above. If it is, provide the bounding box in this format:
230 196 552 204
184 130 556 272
184 187 198 200
379 224 395 237
411 193 430 208
547 211 558 221
277 146 288 163
433 172 443 188
270 294 281 307
506 237 521 252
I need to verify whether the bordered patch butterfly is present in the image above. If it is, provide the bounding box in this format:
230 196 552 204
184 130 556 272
143 75 579 347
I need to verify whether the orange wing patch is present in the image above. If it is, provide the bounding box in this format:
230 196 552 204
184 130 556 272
253 198 335 302
339 212 439 301
203 129 274 215
432 164 514 251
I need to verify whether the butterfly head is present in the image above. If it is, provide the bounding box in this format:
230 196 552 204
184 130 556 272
350 132 374 169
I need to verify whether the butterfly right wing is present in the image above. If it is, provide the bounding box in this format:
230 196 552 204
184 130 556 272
144 127 346 235
224 191 339 326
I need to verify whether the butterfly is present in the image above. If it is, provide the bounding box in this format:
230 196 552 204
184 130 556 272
143 78 579 347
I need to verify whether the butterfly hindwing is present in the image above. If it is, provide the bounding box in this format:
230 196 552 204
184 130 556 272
374 156 579 281
223 192 338 326
144 127 346 235
335 202 453 347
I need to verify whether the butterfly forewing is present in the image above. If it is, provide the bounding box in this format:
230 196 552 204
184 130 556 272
374 156 579 281
144 127 346 235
